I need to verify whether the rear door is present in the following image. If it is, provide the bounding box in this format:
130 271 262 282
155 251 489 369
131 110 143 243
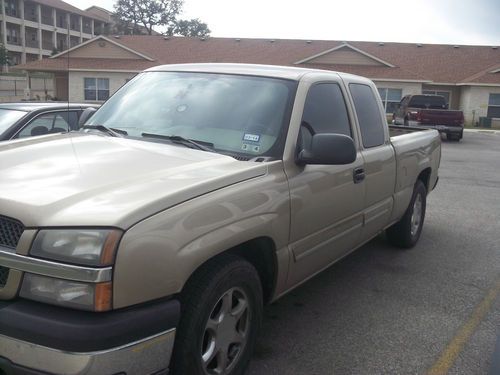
285 78 365 287
347 81 396 242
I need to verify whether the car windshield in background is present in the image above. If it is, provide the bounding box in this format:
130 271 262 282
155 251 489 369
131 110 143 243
408 95 447 109
0 109 27 138
87 72 296 158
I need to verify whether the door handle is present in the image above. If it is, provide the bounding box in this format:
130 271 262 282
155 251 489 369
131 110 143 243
353 168 365 184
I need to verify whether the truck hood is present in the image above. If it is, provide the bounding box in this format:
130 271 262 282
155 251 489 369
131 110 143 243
0 133 267 228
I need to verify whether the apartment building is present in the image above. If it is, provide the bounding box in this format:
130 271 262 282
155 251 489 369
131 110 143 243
0 0 109 65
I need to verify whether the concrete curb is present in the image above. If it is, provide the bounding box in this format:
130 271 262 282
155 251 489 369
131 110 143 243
464 129 500 135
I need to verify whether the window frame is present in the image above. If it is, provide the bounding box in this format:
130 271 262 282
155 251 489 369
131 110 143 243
12 109 80 139
487 93 500 119
377 87 403 114
349 83 387 149
84 77 110 102
300 81 355 137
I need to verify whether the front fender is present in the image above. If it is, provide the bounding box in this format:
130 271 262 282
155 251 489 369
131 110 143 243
112 164 290 308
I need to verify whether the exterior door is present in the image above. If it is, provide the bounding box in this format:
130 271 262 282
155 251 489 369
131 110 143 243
286 81 365 287
348 82 396 241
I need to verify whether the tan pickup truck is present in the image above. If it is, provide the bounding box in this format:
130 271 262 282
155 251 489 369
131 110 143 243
0 64 440 375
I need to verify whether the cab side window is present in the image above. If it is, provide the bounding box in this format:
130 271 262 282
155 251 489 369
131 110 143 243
300 83 352 150
16 111 78 138
349 83 386 148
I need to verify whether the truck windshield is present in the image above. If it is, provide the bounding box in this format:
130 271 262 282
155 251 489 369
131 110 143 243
87 71 296 159
408 95 447 109
0 109 27 138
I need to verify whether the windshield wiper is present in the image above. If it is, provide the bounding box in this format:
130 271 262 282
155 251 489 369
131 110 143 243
141 133 214 152
83 125 128 137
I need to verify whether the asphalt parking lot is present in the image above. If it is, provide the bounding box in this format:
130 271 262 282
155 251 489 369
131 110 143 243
248 130 500 375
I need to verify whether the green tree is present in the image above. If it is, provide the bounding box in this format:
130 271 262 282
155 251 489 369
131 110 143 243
0 44 10 67
169 18 211 37
114 0 184 36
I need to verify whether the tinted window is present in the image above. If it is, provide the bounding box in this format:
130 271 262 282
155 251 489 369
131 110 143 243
302 83 351 136
349 83 385 148
16 111 78 138
408 95 446 109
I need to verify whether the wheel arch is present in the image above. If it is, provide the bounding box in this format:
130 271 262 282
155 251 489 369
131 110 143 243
417 167 432 192
181 236 278 305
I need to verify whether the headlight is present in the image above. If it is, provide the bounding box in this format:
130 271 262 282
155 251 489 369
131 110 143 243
20 273 112 311
30 229 122 266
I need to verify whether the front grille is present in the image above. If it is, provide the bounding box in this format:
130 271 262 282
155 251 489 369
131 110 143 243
0 266 9 287
0 215 24 249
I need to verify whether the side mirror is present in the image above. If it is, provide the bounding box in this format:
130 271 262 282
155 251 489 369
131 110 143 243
79 107 98 127
297 133 356 165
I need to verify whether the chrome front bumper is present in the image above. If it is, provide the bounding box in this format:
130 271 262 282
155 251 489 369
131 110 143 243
0 328 175 375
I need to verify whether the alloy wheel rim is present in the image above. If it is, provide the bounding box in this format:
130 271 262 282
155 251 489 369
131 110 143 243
411 194 422 237
201 287 250 374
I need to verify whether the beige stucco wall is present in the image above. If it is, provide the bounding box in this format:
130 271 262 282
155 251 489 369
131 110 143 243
68 71 138 102
68 40 144 59
460 85 500 125
372 81 423 96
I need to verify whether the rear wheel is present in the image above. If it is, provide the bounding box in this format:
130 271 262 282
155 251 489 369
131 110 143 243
447 133 461 141
386 180 427 248
171 255 263 375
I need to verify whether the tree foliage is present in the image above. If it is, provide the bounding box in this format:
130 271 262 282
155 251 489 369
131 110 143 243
114 0 210 36
168 18 211 37
0 44 10 67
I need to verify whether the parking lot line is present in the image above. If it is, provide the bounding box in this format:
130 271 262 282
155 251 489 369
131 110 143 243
427 278 500 375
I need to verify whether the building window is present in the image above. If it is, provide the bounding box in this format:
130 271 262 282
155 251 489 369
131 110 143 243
84 78 109 101
487 94 500 118
422 90 451 105
377 88 402 114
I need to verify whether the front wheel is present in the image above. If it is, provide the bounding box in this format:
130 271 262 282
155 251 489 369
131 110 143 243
386 180 427 248
171 255 263 375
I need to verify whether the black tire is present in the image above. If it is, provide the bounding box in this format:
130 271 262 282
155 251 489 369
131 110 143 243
447 133 461 141
386 180 427 248
171 255 263 375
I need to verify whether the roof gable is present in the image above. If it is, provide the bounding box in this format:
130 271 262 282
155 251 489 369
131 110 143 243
52 36 155 61
295 43 395 67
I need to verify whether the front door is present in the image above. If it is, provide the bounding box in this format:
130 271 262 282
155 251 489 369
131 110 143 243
285 81 365 287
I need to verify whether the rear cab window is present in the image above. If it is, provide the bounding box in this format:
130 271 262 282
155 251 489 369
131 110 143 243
408 95 447 109
349 83 386 148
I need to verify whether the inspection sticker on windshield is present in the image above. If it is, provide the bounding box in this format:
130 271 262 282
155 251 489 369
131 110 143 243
243 133 260 142
241 144 260 153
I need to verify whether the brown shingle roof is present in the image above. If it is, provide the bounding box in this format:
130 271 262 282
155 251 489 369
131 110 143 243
15 36 500 85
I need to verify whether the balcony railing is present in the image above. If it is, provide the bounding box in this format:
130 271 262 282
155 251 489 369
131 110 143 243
6 36 22 46
41 16 53 25
42 40 53 50
25 39 38 48
5 8 18 17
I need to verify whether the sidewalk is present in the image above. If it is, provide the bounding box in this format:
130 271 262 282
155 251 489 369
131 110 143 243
464 128 500 135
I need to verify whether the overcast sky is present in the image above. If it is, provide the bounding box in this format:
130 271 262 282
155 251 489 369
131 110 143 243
66 0 500 45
